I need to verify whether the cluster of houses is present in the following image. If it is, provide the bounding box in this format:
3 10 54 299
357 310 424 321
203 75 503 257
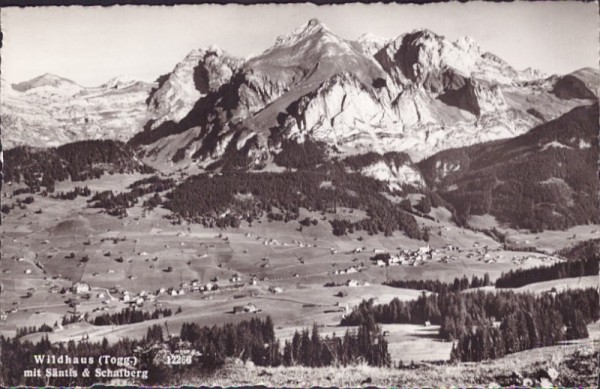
509 254 559 265
372 245 436 267
331 264 365 275
121 290 157 306
345 279 370 287
115 274 263 305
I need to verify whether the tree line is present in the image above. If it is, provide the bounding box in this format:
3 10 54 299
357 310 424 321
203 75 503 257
383 273 491 293
341 288 598 362
91 307 173 326
4 140 153 193
88 176 174 216
0 316 390 386
495 256 598 288
282 323 390 367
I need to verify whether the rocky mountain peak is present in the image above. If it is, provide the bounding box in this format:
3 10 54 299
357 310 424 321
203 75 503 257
272 18 332 49
454 35 481 56
102 75 139 90
146 45 243 129
357 32 390 56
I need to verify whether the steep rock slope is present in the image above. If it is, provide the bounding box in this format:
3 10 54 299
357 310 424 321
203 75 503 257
136 20 598 170
2 74 155 149
146 46 243 130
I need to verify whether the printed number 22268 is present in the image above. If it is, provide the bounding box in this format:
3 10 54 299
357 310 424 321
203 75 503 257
166 355 192 365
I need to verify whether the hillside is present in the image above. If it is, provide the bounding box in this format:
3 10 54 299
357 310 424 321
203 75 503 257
204 347 598 387
3 140 152 191
418 103 599 231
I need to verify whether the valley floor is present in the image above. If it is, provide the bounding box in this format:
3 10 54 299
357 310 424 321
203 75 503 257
1 172 598 385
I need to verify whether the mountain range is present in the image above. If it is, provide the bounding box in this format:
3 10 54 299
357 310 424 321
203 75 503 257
3 20 598 163
1 74 154 149
1 19 600 229
129 19 597 170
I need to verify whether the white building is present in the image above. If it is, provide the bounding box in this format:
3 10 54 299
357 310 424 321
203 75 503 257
72 282 91 294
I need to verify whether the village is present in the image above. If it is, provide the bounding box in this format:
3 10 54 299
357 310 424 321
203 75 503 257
2 234 567 328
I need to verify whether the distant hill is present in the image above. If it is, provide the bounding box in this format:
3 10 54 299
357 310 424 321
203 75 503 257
11 73 82 93
552 68 599 100
418 104 599 231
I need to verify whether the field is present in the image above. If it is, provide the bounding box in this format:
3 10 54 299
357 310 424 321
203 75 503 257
1 172 598 365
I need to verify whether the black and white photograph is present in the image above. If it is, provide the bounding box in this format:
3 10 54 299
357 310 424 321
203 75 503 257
0 1 599 387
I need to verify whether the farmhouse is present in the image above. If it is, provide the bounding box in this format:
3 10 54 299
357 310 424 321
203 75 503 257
204 282 215 291
72 282 90 294
346 279 359 287
418 245 431 254
233 303 259 314
269 286 283 294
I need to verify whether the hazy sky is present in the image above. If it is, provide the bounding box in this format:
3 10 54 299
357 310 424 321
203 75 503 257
1 2 598 86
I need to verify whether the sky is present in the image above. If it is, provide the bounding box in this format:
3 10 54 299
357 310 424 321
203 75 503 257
1 2 598 87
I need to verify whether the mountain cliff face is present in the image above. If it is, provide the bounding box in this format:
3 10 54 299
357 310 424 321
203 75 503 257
135 20 598 170
146 46 243 130
2 74 155 149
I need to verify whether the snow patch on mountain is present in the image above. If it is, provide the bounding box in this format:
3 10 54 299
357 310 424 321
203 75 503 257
541 141 571 151
361 160 425 190
356 33 390 56
2 75 154 149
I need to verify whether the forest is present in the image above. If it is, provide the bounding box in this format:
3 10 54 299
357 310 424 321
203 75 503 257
341 288 598 362
90 307 174 326
3 140 153 193
164 165 425 239
418 104 599 231
495 256 598 288
342 151 412 172
87 175 175 216
383 273 491 293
